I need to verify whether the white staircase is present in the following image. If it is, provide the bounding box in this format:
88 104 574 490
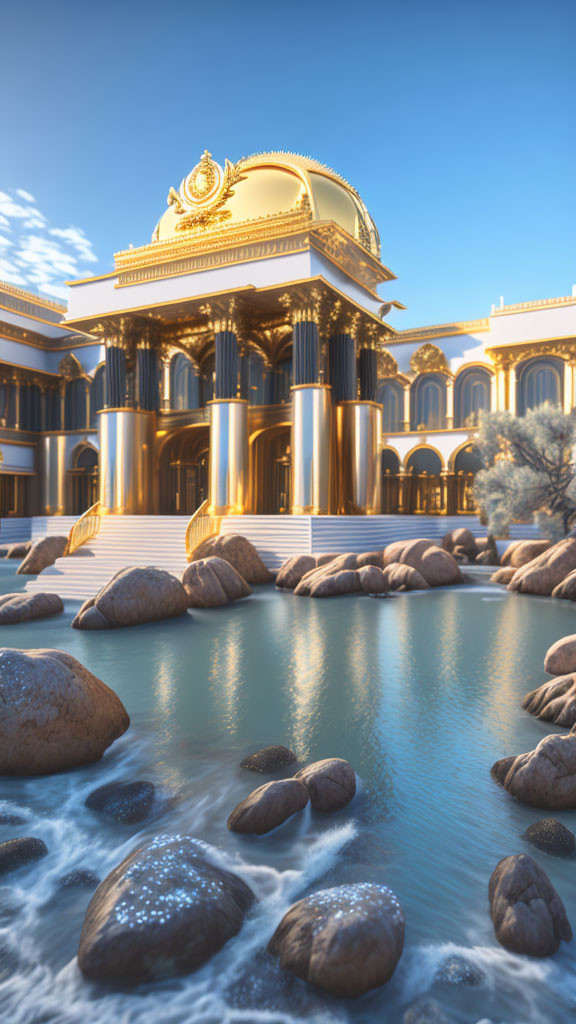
24 516 189 602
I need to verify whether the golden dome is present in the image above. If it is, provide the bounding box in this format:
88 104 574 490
152 150 381 258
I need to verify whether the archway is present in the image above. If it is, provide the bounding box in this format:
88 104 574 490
452 444 482 514
405 447 444 514
250 424 291 513
455 367 492 427
516 357 563 415
381 448 400 513
158 425 210 514
377 379 404 433
411 374 447 430
68 444 98 514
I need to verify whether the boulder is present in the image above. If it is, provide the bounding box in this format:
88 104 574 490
308 569 361 598
181 556 251 608
501 539 551 568
491 733 576 809
450 528 477 559
5 541 32 560
0 811 25 825
383 563 430 591
385 539 461 587
85 781 155 824
508 537 576 596
403 997 454 1024
552 569 576 600
523 818 576 858
240 745 298 773
433 954 485 986
0 647 129 775
60 870 101 889
384 538 435 566
294 555 390 598
72 566 189 629
491 566 517 584
227 779 309 835
16 535 67 575
356 565 390 593
268 882 405 997
0 592 63 625
294 553 359 596
189 534 272 584
544 635 576 676
276 555 317 589
451 547 469 564
489 853 572 956
0 837 48 876
77 834 254 982
355 551 385 569
295 758 356 812
523 674 576 727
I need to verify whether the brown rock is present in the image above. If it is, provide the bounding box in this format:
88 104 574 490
544 635 576 675
5 541 32 559
451 528 476 557
552 570 576 601
355 551 385 569
295 757 356 812
502 539 551 568
78 835 254 983
17 535 67 575
384 538 461 587
240 745 298 773
72 567 189 629
489 854 572 956
383 563 430 591
523 675 576 727
0 648 129 775
189 534 272 583
294 554 358 596
384 538 435 567
491 733 576 809
276 555 317 589
227 779 309 834
268 882 405 996
309 570 361 597
356 565 390 593
0 592 63 625
491 567 517 584
508 538 576 596
181 556 251 608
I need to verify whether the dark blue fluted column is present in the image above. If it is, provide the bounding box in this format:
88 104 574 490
359 348 378 401
137 346 159 411
214 330 239 399
329 333 356 403
105 345 127 408
292 321 319 385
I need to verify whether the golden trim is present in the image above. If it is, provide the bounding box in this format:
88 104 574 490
290 383 332 391
403 441 446 470
0 468 35 476
491 296 576 316
0 303 66 330
0 280 66 312
391 319 490 342
67 270 118 287
96 407 156 415
206 398 249 406
0 437 36 447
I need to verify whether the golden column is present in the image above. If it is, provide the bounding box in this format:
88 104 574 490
334 319 382 514
208 301 249 515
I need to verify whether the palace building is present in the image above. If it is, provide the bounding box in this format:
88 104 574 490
1 149 576 540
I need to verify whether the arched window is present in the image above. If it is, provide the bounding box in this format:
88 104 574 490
170 354 200 411
411 374 446 430
382 448 400 474
455 367 491 427
377 379 404 433
454 444 483 475
517 357 563 415
90 365 106 426
406 447 443 475
64 378 87 430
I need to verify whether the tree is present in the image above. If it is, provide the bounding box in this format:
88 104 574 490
473 404 576 540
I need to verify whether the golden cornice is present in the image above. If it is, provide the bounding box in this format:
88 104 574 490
391 319 490 343
487 338 576 369
0 358 59 380
0 280 66 313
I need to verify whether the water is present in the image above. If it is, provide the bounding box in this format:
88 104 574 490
1 560 576 1022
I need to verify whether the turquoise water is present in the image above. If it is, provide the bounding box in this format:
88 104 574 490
1 560 576 1022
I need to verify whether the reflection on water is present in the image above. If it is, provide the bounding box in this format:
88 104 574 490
1 563 576 1021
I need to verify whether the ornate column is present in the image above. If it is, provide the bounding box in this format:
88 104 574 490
13 378 21 430
284 291 331 515
403 385 411 431
334 318 381 514
104 336 127 409
136 328 159 412
490 371 498 412
208 301 248 515
84 380 91 429
508 366 517 415
445 378 454 429
160 352 171 411
563 359 574 414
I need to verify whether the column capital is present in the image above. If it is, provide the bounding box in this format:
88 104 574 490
279 286 324 328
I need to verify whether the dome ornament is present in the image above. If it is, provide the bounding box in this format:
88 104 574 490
166 151 245 232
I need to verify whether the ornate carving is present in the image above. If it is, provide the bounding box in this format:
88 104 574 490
58 353 85 380
378 349 399 377
488 340 576 369
410 343 448 375
166 151 246 233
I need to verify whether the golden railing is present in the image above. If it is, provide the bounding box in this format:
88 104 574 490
65 501 101 555
185 500 222 561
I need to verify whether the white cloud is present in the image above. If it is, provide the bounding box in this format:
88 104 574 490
0 187 100 301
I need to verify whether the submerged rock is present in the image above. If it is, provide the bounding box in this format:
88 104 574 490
0 647 129 775
491 733 576 809
240 745 298 773
295 758 356 813
72 566 189 629
182 556 251 608
0 592 63 625
77 834 255 982
489 853 572 956
189 534 272 584
0 811 25 826
544 634 576 676
60 869 101 889
508 537 576 596
85 781 155 824
0 837 48 876
16 535 67 575
523 674 576 727
523 818 576 858
403 996 455 1023
3 541 32 560
268 882 405 997
434 953 485 986
227 779 309 835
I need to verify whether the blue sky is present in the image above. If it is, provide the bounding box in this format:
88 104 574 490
1 0 574 326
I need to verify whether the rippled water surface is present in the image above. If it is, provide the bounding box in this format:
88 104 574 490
1 560 576 1023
